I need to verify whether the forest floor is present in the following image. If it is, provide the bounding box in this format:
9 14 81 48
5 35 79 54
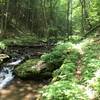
0 34 100 100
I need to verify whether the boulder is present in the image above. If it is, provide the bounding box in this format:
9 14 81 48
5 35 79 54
0 54 9 65
14 59 53 79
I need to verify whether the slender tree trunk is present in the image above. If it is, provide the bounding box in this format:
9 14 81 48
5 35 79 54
80 0 91 34
41 0 48 38
0 1 4 35
70 0 73 35
66 0 70 34
80 0 85 34
66 0 73 38
4 0 10 34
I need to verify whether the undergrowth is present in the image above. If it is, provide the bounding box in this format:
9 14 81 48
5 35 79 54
39 37 100 100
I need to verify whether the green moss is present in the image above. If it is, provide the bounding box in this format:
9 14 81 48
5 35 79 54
15 59 39 78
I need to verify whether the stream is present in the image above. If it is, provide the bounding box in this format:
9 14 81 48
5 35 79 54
0 56 48 100
0 44 52 100
0 57 24 89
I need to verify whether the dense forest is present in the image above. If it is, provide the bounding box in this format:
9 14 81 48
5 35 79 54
0 0 100 100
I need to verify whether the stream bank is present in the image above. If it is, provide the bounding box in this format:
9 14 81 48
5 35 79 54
0 44 54 100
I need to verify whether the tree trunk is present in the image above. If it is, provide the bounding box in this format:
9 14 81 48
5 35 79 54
4 0 10 34
66 0 73 38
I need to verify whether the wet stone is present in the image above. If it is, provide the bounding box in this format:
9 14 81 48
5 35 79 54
23 93 35 100
0 89 12 96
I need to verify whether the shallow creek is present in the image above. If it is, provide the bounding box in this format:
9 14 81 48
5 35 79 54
0 56 48 100
0 44 53 100
0 78 47 100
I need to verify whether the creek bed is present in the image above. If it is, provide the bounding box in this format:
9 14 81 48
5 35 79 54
0 44 53 100
0 78 49 100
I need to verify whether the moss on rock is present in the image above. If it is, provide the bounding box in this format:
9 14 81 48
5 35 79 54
15 59 40 78
15 58 53 78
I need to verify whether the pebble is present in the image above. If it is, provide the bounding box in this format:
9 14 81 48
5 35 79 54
23 93 35 100
0 89 12 96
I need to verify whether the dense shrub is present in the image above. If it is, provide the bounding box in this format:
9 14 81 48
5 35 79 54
39 81 88 100
0 42 6 50
39 37 100 100
41 42 73 64
82 43 100 81
82 59 100 81
52 61 76 82
68 35 82 43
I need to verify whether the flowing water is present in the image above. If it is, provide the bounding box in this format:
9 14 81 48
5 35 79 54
0 45 52 100
0 56 48 100
0 57 24 89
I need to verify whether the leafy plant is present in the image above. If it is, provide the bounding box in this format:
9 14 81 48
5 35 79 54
0 42 6 50
39 81 88 100
52 61 76 81
83 59 100 81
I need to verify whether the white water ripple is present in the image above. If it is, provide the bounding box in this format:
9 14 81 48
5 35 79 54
0 58 23 89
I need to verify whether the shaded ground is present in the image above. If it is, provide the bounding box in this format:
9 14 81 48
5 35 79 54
0 78 48 100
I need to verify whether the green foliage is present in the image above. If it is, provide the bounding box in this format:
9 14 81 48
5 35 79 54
41 42 73 64
88 0 100 25
52 62 76 81
82 43 100 81
0 0 100 39
93 78 100 95
0 42 6 50
41 51 64 64
88 76 100 96
41 41 81 82
83 59 100 81
1 34 38 46
85 69 100 99
52 51 80 81
39 81 88 100
68 35 82 43
40 37 100 100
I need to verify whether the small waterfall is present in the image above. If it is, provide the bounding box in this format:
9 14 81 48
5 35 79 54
0 67 14 89
0 57 24 89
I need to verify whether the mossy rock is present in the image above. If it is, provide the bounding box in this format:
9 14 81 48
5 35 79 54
0 54 9 65
15 58 53 78
15 59 40 78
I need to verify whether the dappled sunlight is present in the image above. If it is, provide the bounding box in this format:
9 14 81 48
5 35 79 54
85 88 97 100
0 0 99 99
94 69 100 78
84 69 100 99
0 79 46 100
73 38 94 54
